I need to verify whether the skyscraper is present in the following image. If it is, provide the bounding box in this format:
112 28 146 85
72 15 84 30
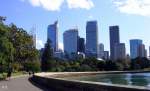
98 43 104 58
47 21 58 52
145 49 147 58
86 21 98 57
63 29 78 54
149 46 150 57
103 51 109 60
114 43 126 60
130 39 142 59
138 44 146 58
30 26 36 48
78 37 85 53
109 25 120 60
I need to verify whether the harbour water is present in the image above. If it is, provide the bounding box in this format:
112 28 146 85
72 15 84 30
66 73 150 87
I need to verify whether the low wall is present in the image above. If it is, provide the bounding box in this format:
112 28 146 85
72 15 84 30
32 72 150 91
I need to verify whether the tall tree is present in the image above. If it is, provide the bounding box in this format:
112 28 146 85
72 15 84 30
0 22 14 72
41 39 53 71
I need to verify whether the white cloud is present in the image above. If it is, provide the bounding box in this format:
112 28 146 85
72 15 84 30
58 42 64 50
29 0 40 7
24 0 94 11
28 0 64 11
113 0 150 16
67 0 94 10
36 39 44 49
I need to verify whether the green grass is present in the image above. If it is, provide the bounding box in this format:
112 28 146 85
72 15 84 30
0 71 28 80
12 71 27 77
0 73 7 80
143 68 150 71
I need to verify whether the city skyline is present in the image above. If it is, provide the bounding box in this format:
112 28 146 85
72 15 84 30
0 0 150 55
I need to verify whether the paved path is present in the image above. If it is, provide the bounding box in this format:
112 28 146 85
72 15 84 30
0 76 51 91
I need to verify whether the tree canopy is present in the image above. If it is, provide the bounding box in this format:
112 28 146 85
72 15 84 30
0 17 40 73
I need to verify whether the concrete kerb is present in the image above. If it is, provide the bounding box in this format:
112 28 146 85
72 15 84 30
32 71 150 91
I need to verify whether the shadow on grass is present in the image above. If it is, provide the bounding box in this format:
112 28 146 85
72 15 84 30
28 77 54 91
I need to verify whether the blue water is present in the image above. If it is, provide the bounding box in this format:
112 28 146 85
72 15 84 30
66 73 150 87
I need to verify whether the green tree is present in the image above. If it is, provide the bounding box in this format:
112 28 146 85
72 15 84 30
41 39 54 71
0 18 40 73
25 60 41 72
0 23 14 73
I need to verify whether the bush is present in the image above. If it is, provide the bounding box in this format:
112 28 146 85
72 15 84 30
12 62 22 72
0 73 7 80
25 60 41 72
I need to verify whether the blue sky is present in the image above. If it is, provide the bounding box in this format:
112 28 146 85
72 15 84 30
0 0 150 55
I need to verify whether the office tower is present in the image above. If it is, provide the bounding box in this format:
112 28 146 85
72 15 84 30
109 26 120 60
78 37 85 53
130 39 142 59
86 21 98 57
138 44 146 58
47 21 58 52
63 29 78 54
145 49 147 58
103 51 109 60
114 43 126 60
98 43 104 58
30 26 36 48
149 46 150 57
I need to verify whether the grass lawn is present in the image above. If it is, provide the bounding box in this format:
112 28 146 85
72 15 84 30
0 71 28 80
0 73 7 80
12 71 28 77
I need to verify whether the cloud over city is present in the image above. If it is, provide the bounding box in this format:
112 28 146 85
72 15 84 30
36 39 44 49
66 0 94 10
21 0 94 11
113 0 150 17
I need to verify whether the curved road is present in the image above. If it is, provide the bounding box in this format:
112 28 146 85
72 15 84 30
0 76 51 91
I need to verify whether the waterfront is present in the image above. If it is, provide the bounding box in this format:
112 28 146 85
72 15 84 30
66 73 150 87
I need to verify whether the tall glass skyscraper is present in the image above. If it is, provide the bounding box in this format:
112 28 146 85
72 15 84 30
130 39 142 59
78 37 85 53
47 21 58 52
86 21 98 57
149 46 150 57
63 29 78 54
109 26 120 60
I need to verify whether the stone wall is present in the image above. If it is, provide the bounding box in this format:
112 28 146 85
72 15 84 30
32 73 150 91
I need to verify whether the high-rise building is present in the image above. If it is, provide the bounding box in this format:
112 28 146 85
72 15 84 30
103 51 109 60
109 25 120 60
149 46 150 57
47 21 58 52
145 49 147 58
138 44 146 58
86 21 98 57
63 29 78 54
98 43 104 58
30 26 36 48
130 39 142 59
78 37 85 53
114 43 126 60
